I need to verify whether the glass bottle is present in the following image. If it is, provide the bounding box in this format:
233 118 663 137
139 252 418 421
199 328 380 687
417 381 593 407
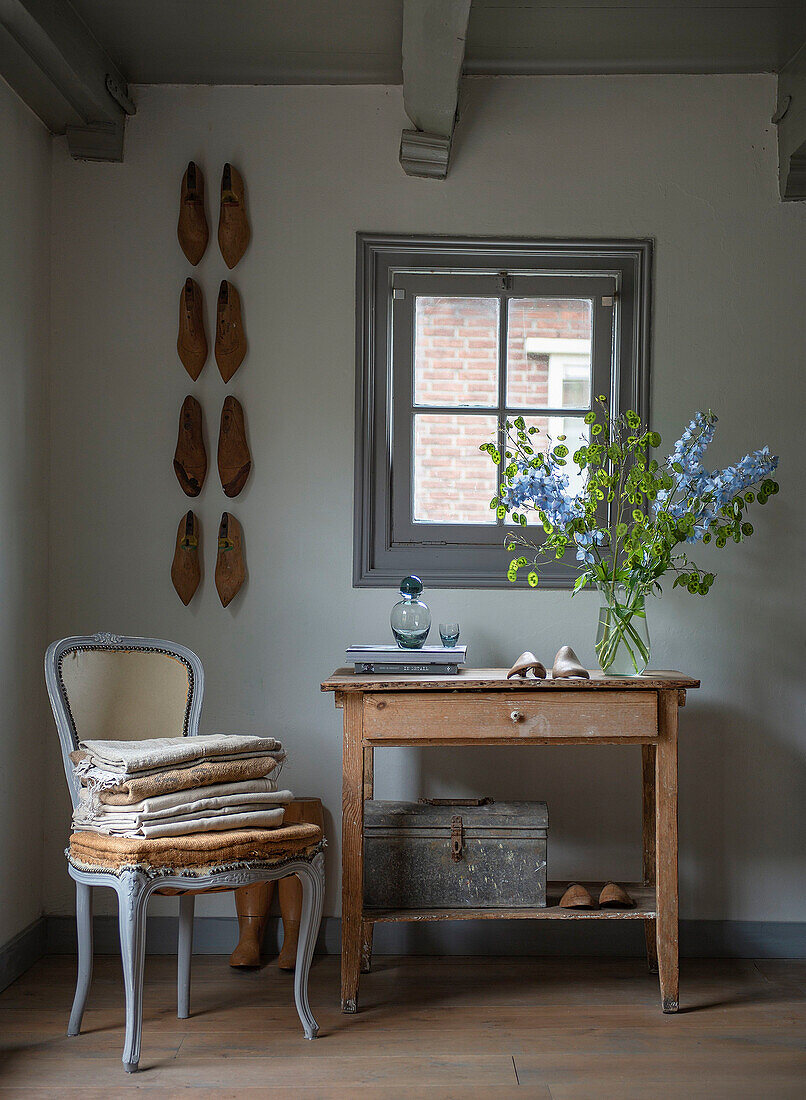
390 576 431 649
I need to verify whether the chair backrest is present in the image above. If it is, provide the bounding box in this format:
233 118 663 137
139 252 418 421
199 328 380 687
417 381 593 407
45 632 204 808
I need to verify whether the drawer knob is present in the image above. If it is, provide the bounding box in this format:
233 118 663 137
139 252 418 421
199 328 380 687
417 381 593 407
510 710 524 722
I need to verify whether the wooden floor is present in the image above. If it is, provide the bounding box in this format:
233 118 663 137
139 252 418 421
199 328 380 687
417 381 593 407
1 953 805 1097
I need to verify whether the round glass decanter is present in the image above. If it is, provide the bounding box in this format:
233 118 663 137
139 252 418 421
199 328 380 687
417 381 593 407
390 575 431 649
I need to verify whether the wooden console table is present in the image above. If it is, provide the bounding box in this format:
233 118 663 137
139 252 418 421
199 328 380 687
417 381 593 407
321 668 698 1015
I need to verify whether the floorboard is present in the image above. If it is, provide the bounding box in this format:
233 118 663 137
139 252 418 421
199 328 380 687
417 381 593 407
0 954 803 1096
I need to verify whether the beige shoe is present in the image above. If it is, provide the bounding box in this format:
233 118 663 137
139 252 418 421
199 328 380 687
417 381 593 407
599 882 636 908
507 651 547 679
559 884 597 909
551 645 590 679
177 161 209 265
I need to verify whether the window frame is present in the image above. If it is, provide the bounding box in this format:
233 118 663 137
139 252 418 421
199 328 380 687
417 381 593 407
354 234 652 589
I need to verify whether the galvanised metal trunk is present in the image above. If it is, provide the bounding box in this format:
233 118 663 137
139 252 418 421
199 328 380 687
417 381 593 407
363 799 548 909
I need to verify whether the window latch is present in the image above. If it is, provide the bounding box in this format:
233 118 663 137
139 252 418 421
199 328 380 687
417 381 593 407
499 272 512 291
601 294 618 306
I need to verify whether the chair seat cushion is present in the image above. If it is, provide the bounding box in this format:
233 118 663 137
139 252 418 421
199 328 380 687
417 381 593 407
69 822 322 873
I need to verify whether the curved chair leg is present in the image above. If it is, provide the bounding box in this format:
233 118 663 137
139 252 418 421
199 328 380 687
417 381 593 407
177 893 195 1019
68 881 94 1036
292 857 325 1039
116 870 149 1073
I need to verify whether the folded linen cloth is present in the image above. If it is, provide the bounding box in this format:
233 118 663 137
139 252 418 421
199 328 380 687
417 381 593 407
74 734 282 777
69 822 323 871
75 806 288 838
83 756 281 805
75 778 287 823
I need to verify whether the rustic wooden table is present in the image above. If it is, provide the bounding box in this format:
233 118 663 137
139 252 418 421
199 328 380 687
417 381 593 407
321 668 699 1015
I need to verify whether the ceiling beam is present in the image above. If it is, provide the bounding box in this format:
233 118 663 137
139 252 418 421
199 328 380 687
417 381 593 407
0 0 134 160
399 0 471 179
775 40 806 201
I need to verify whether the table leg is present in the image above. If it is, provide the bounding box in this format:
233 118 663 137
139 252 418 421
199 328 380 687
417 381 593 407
641 744 658 973
655 693 679 1013
341 693 364 1012
361 746 374 973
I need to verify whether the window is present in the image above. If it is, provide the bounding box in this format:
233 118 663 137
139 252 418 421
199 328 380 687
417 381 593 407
354 235 652 587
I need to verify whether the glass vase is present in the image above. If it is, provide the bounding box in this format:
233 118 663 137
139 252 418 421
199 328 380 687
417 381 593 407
390 575 431 649
595 583 651 676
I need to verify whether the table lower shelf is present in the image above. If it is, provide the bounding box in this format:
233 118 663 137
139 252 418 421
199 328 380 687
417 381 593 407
365 882 656 922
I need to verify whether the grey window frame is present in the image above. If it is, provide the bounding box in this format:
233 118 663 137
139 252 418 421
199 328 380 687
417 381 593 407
354 233 652 589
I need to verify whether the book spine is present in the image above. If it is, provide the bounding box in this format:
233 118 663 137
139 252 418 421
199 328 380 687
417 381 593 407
355 662 458 675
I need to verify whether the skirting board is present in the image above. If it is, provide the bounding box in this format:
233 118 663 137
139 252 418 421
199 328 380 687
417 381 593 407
43 915 806 960
4 916 804 992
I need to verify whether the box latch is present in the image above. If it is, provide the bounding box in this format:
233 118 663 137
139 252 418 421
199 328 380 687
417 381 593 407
451 815 464 861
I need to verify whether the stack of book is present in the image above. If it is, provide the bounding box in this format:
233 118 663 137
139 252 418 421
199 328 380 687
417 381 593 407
345 645 468 675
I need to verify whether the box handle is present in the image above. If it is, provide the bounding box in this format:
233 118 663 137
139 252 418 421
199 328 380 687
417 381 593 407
418 797 493 806
451 815 464 861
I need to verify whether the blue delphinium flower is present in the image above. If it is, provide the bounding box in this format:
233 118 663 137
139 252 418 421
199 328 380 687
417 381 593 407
655 412 778 541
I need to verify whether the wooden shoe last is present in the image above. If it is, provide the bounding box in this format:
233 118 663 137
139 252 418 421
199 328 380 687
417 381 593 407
177 161 209 265
173 396 207 497
218 163 250 269
171 511 201 605
177 278 207 380
215 280 246 382
218 396 251 497
215 512 246 607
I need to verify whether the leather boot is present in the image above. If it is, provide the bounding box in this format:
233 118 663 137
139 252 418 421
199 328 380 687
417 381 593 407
173 396 207 497
218 163 250 269
215 512 245 606
215 280 246 382
177 278 208 380
218 396 251 497
171 511 201 605
177 161 209 265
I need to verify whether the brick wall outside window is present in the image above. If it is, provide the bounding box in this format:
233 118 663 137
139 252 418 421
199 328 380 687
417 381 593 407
412 296 592 523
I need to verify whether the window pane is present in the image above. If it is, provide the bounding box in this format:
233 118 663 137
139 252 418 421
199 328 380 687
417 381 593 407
413 414 498 524
506 298 592 409
414 297 499 407
505 415 590 524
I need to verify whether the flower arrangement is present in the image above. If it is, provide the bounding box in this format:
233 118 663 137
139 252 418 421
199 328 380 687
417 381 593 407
481 400 779 674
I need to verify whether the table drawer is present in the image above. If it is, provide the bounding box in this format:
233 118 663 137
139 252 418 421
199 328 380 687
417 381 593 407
363 691 658 743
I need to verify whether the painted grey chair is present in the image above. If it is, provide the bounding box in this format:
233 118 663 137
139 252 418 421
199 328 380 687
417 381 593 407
45 632 325 1073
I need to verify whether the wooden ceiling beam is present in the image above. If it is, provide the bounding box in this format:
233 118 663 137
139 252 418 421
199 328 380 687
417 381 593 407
775 39 806 200
0 0 134 160
399 0 471 179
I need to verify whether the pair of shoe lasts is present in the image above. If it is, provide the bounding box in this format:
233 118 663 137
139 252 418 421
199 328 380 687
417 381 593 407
171 511 245 607
507 645 590 680
178 162 250 269
174 395 251 498
178 278 246 383
559 882 635 910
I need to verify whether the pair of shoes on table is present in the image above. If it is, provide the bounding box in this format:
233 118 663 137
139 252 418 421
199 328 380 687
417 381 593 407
174 395 251 498
178 161 250 268
171 510 245 607
178 278 246 383
507 645 589 680
559 882 636 909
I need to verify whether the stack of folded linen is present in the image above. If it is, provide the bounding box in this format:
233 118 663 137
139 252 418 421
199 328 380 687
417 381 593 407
70 734 292 838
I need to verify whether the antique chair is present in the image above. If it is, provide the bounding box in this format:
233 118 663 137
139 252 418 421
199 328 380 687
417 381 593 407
45 632 325 1073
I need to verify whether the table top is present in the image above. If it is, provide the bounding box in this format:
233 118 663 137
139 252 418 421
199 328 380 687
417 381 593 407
321 668 699 693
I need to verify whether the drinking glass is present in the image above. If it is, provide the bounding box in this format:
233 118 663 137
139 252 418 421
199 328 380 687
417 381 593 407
439 623 460 647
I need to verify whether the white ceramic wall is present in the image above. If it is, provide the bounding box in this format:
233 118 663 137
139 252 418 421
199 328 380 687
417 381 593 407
45 77 805 923
0 80 51 945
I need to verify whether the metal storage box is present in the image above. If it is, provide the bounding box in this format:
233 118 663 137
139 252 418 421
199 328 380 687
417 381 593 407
363 799 548 910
